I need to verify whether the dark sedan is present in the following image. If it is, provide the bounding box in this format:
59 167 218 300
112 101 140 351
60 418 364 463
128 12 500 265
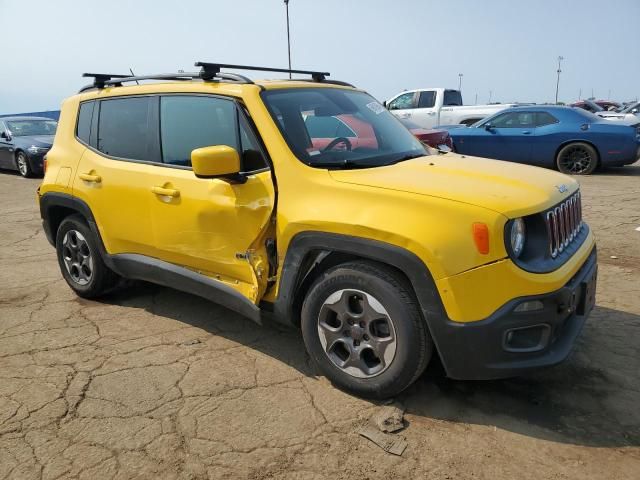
0 116 57 177
449 106 640 174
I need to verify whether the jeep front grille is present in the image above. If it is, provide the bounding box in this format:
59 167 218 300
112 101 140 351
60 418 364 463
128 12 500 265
544 192 583 258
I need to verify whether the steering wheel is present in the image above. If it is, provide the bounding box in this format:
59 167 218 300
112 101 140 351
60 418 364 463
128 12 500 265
323 137 352 152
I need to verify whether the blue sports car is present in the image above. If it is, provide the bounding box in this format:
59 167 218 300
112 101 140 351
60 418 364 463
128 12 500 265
449 106 640 174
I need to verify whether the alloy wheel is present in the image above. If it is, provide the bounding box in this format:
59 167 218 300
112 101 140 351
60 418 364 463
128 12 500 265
62 230 93 285
559 146 593 174
317 289 397 378
16 153 28 176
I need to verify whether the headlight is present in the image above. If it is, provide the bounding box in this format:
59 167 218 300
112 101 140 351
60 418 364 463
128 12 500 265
510 218 526 258
27 145 49 154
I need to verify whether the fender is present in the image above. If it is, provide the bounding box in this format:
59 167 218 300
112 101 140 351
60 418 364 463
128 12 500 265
38 192 261 324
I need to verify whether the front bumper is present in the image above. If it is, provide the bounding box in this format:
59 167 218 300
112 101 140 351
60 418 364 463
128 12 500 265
26 152 46 174
430 247 597 380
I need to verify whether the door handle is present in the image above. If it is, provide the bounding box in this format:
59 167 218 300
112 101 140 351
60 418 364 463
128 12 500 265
427 111 437 116
152 186 180 197
522 131 531 135
79 173 101 183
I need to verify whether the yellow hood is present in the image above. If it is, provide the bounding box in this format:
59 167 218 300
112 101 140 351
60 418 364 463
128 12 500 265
329 154 578 218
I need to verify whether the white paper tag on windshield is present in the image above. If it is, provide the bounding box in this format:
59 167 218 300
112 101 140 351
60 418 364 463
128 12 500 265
309 150 321 156
366 102 385 115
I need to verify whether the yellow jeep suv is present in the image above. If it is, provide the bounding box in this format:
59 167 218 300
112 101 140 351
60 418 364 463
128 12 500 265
38 63 597 398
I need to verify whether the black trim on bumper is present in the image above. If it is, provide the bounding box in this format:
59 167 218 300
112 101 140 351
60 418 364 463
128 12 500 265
430 247 597 380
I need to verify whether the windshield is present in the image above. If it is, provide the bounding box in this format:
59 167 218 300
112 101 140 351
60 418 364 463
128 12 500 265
621 102 640 114
261 88 428 169
6 119 57 136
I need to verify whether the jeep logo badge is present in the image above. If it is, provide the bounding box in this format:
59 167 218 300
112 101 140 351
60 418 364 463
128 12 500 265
556 184 568 193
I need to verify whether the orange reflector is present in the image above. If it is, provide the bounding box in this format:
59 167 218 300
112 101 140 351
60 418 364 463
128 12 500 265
472 223 490 254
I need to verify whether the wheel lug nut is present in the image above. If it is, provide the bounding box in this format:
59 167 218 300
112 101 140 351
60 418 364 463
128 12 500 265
354 340 360 346
359 321 365 328
363 334 369 341
348 319 353 325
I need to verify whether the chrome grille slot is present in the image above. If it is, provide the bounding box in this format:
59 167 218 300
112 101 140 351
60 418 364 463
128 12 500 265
544 192 583 259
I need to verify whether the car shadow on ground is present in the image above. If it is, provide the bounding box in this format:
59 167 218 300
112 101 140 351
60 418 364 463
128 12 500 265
101 284 639 449
597 162 640 176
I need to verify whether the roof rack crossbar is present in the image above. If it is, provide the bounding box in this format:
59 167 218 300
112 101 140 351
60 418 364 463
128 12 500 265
195 62 330 82
82 73 131 89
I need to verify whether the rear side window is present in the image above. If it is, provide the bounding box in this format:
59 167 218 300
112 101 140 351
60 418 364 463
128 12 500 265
160 96 237 167
536 112 559 126
443 90 463 106
97 97 155 161
418 91 436 108
76 101 94 145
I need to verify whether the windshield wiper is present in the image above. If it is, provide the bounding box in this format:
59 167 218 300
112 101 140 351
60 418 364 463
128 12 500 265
307 158 367 169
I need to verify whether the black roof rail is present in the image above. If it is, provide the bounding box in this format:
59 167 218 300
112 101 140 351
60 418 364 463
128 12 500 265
195 62 331 82
78 62 346 93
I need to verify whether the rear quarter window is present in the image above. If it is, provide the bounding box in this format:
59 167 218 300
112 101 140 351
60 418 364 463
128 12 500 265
76 101 95 145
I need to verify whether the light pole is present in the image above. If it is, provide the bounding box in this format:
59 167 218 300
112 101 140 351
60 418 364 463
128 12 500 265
458 73 463 91
284 0 292 78
555 56 564 104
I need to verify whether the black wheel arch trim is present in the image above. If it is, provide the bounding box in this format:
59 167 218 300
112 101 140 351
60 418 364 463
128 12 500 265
39 191 261 324
272 231 449 344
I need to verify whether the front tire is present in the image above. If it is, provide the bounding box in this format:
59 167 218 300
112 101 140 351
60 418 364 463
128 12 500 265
56 215 119 298
556 142 598 175
301 261 432 399
15 151 34 178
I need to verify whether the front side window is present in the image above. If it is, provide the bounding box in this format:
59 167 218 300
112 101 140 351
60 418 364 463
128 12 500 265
418 91 436 108
262 88 427 169
97 97 155 161
6 119 57 136
388 92 415 110
76 101 95 144
490 111 535 128
160 96 237 167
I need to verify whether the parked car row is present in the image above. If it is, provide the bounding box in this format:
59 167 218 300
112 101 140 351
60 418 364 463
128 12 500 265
2 81 638 179
447 106 640 175
0 116 57 177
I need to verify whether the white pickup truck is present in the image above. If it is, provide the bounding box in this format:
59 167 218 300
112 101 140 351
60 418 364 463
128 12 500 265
385 88 519 129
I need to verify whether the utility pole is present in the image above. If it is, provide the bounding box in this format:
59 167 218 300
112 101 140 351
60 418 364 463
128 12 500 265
474 93 478 105
284 0 292 78
578 88 582 100
489 90 493 103
458 73 463 91
555 56 564 104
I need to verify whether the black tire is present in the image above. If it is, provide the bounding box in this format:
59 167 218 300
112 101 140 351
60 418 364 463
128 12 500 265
301 261 433 399
556 142 598 175
15 151 34 178
55 214 120 298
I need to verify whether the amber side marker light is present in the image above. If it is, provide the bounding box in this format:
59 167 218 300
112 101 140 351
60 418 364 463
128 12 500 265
472 222 490 254
43 156 48 174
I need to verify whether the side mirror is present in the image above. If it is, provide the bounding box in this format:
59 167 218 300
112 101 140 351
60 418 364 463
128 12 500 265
632 108 638 114
1 131 11 141
484 123 495 131
382 100 387 108
191 145 241 180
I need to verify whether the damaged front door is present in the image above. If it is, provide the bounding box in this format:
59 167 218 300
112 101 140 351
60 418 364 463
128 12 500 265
148 94 276 308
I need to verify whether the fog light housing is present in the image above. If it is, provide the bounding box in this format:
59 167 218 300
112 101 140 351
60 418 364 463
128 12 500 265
503 324 551 352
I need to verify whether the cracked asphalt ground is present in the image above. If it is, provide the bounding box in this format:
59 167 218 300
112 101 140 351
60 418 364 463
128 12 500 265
1 162 639 480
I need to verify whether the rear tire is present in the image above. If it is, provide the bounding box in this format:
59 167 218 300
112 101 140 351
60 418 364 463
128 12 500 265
556 142 598 175
55 214 120 298
301 261 432 399
15 152 34 178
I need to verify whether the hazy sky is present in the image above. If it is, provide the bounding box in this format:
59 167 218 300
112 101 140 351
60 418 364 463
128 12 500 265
1 0 639 113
